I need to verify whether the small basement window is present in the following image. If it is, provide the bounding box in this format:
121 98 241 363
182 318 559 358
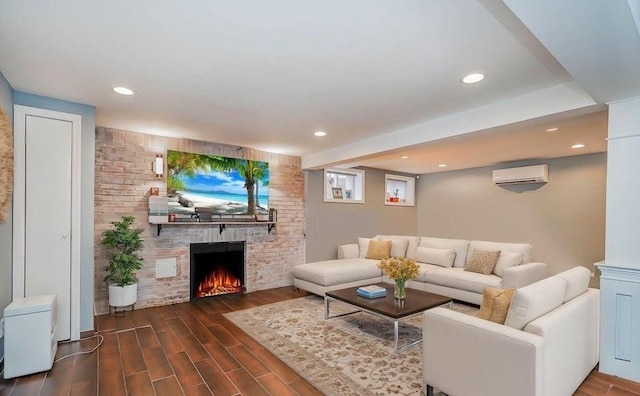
324 168 365 203
385 174 415 206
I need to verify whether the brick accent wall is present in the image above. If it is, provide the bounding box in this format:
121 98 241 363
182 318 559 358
94 127 305 314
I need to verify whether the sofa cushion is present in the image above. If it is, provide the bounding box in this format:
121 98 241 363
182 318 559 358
478 287 516 324
415 247 456 268
464 249 501 275
366 240 392 259
469 240 533 264
293 258 381 286
554 266 590 303
414 263 447 282
419 237 470 268
425 267 502 294
493 250 524 277
504 276 566 330
377 235 420 259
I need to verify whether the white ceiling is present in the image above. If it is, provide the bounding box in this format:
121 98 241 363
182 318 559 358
1 0 639 173
357 109 609 174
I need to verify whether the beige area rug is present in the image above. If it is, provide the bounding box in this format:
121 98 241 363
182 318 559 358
224 295 478 396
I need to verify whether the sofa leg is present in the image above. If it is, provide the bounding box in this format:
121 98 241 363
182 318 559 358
426 384 434 396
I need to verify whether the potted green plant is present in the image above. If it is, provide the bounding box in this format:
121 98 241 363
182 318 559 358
101 215 145 308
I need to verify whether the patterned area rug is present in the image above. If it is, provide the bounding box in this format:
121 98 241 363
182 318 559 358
224 295 478 395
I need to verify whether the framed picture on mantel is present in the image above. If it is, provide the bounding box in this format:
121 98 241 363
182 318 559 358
268 208 277 222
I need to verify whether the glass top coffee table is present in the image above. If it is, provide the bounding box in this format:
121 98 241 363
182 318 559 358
325 283 453 353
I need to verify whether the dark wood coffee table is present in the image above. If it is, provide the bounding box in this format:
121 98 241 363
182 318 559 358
325 283 453 353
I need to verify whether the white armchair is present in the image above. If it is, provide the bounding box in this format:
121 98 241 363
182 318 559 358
423 267 599 396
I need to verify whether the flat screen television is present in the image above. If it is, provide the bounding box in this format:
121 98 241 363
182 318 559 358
166 150 269 218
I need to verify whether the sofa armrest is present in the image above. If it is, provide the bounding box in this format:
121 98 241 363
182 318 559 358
337 244 359 259
502 262 547 289
423 308 543 396
523 289 599 396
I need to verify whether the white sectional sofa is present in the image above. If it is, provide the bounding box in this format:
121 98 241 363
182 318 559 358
422 266 599 396
293 235 548 305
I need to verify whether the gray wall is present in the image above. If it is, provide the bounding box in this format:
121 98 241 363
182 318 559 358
416 153 606 285
305 167 418 262
13 91 96 332
0 70 13 360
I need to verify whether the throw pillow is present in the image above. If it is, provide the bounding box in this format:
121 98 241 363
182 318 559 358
478 287 516 324
358 237 375 258
464 249 501 275
389 239 410 258
419 237 470 268
504 276 566 330
555 266 590 303
415 247 456 268
366 240 392 260
492 250 524 277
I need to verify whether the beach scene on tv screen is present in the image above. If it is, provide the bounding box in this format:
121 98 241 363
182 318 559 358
167 150 269 216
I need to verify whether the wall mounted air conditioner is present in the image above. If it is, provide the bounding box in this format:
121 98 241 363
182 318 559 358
492 164 548 185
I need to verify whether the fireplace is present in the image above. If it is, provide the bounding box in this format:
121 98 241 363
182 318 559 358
190 242 245 299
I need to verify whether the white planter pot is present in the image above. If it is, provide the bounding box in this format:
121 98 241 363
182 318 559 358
108 283 138 307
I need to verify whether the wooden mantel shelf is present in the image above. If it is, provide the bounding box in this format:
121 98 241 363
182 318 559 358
150 221 276 236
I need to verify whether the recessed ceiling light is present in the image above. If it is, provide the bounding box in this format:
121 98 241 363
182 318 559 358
401 155 408 159
113 86 134 95
546 127 558 132
314 131 327 137
571 144 586 149
462 73 485 84
438 163 447 168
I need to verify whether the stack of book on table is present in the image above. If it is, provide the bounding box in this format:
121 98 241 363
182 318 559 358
356 285 387 299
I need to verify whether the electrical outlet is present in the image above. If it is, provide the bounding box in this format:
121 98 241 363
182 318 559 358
590 270 596 278
0 317 4 339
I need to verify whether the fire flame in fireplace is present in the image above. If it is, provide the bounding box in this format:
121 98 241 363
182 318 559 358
196 266 243 298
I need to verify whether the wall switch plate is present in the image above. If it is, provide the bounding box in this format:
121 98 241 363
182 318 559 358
155 258 177 278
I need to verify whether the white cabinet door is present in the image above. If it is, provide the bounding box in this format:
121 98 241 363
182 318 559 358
13 105 81 341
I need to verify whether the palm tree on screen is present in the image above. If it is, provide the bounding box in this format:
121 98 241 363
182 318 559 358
204 156 268 215
167 151 268 215
166 151 209 195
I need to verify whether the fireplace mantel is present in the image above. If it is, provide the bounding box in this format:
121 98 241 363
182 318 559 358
151 220 276 236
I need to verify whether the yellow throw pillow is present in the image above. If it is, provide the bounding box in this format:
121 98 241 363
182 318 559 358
464 248 501 275
366 240 392 260
478 287 516 324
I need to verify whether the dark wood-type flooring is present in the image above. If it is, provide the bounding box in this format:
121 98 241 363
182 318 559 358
1 286 639 395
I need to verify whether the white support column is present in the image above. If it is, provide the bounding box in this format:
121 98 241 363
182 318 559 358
597 96 640 382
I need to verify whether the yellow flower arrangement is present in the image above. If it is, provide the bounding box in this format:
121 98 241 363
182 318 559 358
377 256 420 281
378 257 420 299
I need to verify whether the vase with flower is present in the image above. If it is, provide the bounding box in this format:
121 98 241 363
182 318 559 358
377 257 420 300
